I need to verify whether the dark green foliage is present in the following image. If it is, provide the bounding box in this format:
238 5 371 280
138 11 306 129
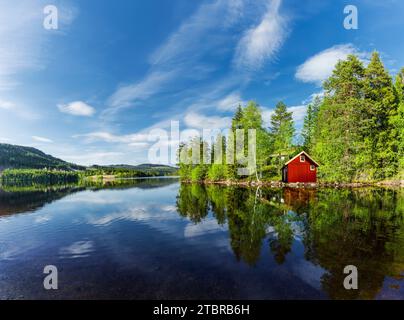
0 143 84 171
1 169 80 186
84 165 177 178
268 101 295 176
302 96 321 153
312 52 402 181
177 51 402 183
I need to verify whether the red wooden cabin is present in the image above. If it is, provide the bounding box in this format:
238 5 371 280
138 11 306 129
281 151 319 183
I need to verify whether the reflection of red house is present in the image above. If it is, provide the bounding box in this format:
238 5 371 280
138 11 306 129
281 151 319 183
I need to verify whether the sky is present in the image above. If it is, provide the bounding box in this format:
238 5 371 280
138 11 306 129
0 0 403 166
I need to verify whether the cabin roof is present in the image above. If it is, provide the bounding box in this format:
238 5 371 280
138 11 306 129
282 151 320 167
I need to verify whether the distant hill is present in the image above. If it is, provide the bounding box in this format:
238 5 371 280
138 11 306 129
89 163 178 175
0 143 178 175
0 143 84 171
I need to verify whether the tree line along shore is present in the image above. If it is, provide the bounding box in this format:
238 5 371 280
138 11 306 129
178 52 404 186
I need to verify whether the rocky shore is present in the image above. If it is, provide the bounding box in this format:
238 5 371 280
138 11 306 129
181 179 404 188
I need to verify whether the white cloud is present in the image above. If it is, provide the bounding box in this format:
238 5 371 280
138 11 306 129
0 100 15 110
295 44 362 84
32 135 53 143
59 241 94 259
234 0 288 70
108 71 175 108
217 92 244 111
106 0 236 111
73 131 149 145
262 108 274 126
302 91 325 105
184 112 231 130
0 137 11 143
184 219 227 238
105 0 287 116
0 98 40 120
288 105 307 122
58 101 96 116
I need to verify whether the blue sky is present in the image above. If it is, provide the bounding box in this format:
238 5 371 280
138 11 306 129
0 0 403 165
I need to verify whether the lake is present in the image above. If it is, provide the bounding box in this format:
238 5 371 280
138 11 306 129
0 178 403 299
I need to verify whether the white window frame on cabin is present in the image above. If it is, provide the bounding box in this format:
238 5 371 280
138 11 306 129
300 155 305 162
310 164 315 171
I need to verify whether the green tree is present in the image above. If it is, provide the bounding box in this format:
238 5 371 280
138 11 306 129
240 101 271 180
302 96 321 153
362 52 399 179
226 105 244 179
393 68 404 178
269 101 295 173
313 55 366 181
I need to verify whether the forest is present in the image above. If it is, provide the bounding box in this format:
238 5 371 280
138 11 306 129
178 52 404 183
0 166 177 187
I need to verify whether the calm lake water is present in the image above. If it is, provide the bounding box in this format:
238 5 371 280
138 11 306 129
0 178 403 300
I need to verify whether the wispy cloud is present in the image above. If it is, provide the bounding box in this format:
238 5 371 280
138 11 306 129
288 105 307 122
234 0 288 71
73 131 149 147
59 241 94 259
184 111 231 130
0 98 40 120
0 1 77 91
216 92 245 111
104 0 289 117
105 0 232 111
0 137 11 143
0 99 15 110
58 101 96 117
107 71 176 109
32 135 53 143
295 44 367 85
61 152 126 166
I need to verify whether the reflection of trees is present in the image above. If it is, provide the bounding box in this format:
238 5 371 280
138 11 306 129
0 178 179 218
176 184 295 266
0 186 83 217
303 188 404 299
176 184 209 223
176 184 404 299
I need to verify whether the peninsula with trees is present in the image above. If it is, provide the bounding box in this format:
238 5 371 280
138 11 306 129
178 52 404 186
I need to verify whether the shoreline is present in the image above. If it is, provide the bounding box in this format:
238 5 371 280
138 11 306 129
180 179 404 188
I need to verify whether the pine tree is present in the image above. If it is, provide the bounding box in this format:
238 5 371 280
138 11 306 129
302 96 321 153
393 68 404 178
314 55 365 181
227 105 244 179
363 52 399 179
269 101 295 172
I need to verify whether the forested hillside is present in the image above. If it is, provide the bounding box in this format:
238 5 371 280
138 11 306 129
0 144 84 171
178 52 404 183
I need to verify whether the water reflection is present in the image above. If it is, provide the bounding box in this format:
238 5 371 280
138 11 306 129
0 177 177 217
0 179 403 299
176 184 404 299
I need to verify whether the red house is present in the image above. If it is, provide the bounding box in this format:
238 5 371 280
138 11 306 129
281 151 319 183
